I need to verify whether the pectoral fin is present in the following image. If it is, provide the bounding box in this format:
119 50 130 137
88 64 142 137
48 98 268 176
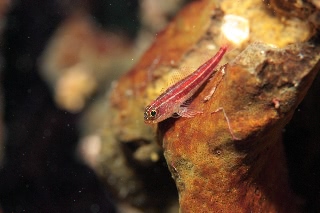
177 106 203 118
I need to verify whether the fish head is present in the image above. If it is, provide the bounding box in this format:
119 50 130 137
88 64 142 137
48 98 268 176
144 105 161 124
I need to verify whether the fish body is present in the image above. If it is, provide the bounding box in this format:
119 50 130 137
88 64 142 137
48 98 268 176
144 46 228 124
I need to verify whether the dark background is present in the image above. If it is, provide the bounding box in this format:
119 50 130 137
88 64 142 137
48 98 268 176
0 0 138 212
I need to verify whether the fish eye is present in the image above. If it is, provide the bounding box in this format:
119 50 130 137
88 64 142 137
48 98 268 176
150 110 157 117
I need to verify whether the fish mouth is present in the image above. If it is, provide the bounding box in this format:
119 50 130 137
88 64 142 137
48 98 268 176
144 113 164 124
144 119 156 124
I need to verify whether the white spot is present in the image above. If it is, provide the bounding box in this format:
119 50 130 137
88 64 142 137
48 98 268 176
206 44 216 50
221 14 250 46
125 89 133 97
297 53 304 59
78 135 102 167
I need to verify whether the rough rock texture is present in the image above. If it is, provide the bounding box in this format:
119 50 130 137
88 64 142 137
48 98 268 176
80 0 320 212
161 42 320 212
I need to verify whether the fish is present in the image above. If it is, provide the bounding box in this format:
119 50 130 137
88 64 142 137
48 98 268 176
144 45 228 124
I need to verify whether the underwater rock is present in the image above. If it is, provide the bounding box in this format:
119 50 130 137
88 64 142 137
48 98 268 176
161 42 320 212
40 13 134 113
80 0 320 212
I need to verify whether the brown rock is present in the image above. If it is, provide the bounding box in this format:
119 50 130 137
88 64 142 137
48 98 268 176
161 42 320 212
87 0 320 211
